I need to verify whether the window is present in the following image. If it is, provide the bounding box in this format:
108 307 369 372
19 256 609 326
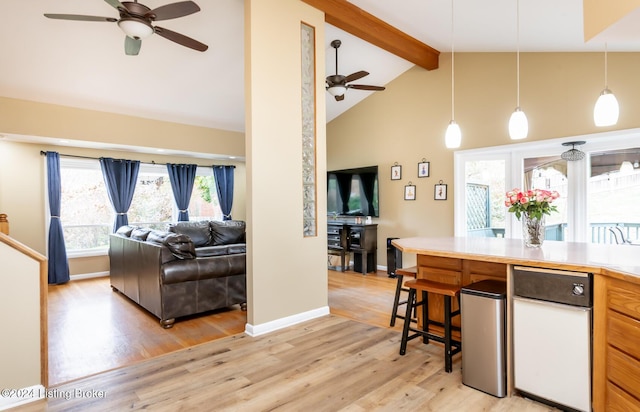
464 159 506 238
523 155 568 241
588 148 640 243
58 159 223 255
59 159 112 254
455 128 640 243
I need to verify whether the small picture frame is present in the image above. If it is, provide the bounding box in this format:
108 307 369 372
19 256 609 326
418 161 430 178
434 182 447 200
391 164 402 180
404 183 416 201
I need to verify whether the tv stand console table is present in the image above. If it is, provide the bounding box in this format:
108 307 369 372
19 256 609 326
327 222 377 275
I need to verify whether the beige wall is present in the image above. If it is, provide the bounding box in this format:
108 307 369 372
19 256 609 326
583 0 640 41
327 52 640 267
0 124 246 277
245 0 327 326
0 96 244 158
0 241 41 391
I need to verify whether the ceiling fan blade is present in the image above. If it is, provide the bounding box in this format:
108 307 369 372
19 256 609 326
148 1 201 21
344 70 369 83
125 36 142 56
44 14 117 22
335 94 345 102
154 26 208 52
104 0 125 10
348 84 386 91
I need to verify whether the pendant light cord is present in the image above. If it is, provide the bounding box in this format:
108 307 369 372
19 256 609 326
604 42 608 88
516 0 520 107
451 0 455 120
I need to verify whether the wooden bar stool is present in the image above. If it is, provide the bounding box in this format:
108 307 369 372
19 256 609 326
389 266 417 327
399 279 462 373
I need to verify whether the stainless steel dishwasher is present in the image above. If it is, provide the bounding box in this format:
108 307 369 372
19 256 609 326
512 266 593 412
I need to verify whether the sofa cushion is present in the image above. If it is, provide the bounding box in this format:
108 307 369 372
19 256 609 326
130 228 151 241
210 220 246 245
146 229 171 244
164 234 196 260
195 244 246 258
168 221 212 247
115 225 138 237
162 253 246 284
147 229 196 260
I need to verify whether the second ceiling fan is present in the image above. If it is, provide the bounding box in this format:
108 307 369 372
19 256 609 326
326 40 385 101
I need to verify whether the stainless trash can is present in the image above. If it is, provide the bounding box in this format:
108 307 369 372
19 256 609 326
461 280 507 398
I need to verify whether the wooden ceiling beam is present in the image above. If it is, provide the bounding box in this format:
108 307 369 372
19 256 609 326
301 0 440 70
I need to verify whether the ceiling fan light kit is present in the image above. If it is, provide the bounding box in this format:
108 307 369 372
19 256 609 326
118 18 154 39
327 85 347 97
594 43 619 127
44 0 208 55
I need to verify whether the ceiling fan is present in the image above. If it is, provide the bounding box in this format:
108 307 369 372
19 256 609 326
44 0 208 56
326 40 385 102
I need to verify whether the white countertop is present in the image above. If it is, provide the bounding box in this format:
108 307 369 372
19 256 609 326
392 237 640 280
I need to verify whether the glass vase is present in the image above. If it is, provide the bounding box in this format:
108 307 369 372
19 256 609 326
522 214 545 248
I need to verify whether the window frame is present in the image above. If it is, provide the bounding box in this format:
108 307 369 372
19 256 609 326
454 128 640 242
53 158 222 258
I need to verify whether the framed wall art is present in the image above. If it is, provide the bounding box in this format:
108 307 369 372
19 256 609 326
418 159 430 178
391 163 402 180
434 180 447 200
404 182 416 200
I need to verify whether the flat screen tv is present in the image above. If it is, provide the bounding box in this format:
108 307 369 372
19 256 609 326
327 165 379 217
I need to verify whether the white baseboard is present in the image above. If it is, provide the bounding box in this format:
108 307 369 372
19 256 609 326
244 306 330 337
70 271 109 281
0 385 44 411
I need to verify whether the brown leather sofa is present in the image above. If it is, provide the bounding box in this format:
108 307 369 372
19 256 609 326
109 220 247 328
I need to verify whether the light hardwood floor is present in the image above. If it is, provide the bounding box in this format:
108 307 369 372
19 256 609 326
46 276 247 385
10 269 554 411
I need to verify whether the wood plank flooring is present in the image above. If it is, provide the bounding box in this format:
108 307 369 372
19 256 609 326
10 270 555 411
47 276 246 385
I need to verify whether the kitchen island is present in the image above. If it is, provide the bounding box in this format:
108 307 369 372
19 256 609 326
392 237 640 412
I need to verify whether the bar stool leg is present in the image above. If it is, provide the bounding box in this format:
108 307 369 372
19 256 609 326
423 290 429 344
399 288 415 356
389 274 404 327
444 295 452 373
421 290 428 344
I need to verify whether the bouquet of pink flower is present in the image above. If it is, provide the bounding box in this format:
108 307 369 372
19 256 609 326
505 188 560 220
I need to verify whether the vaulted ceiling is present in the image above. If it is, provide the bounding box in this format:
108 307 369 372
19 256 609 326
1 0 639 136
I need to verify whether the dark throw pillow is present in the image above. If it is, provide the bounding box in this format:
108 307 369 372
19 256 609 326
210 220 246 245
168 221 213 247
130 228 152 241
163 233 196 260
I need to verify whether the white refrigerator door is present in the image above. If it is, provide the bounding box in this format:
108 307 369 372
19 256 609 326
513 297 591 412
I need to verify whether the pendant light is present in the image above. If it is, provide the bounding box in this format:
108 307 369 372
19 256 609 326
508 0 528 140
594 43 619 127
445 0 461 149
